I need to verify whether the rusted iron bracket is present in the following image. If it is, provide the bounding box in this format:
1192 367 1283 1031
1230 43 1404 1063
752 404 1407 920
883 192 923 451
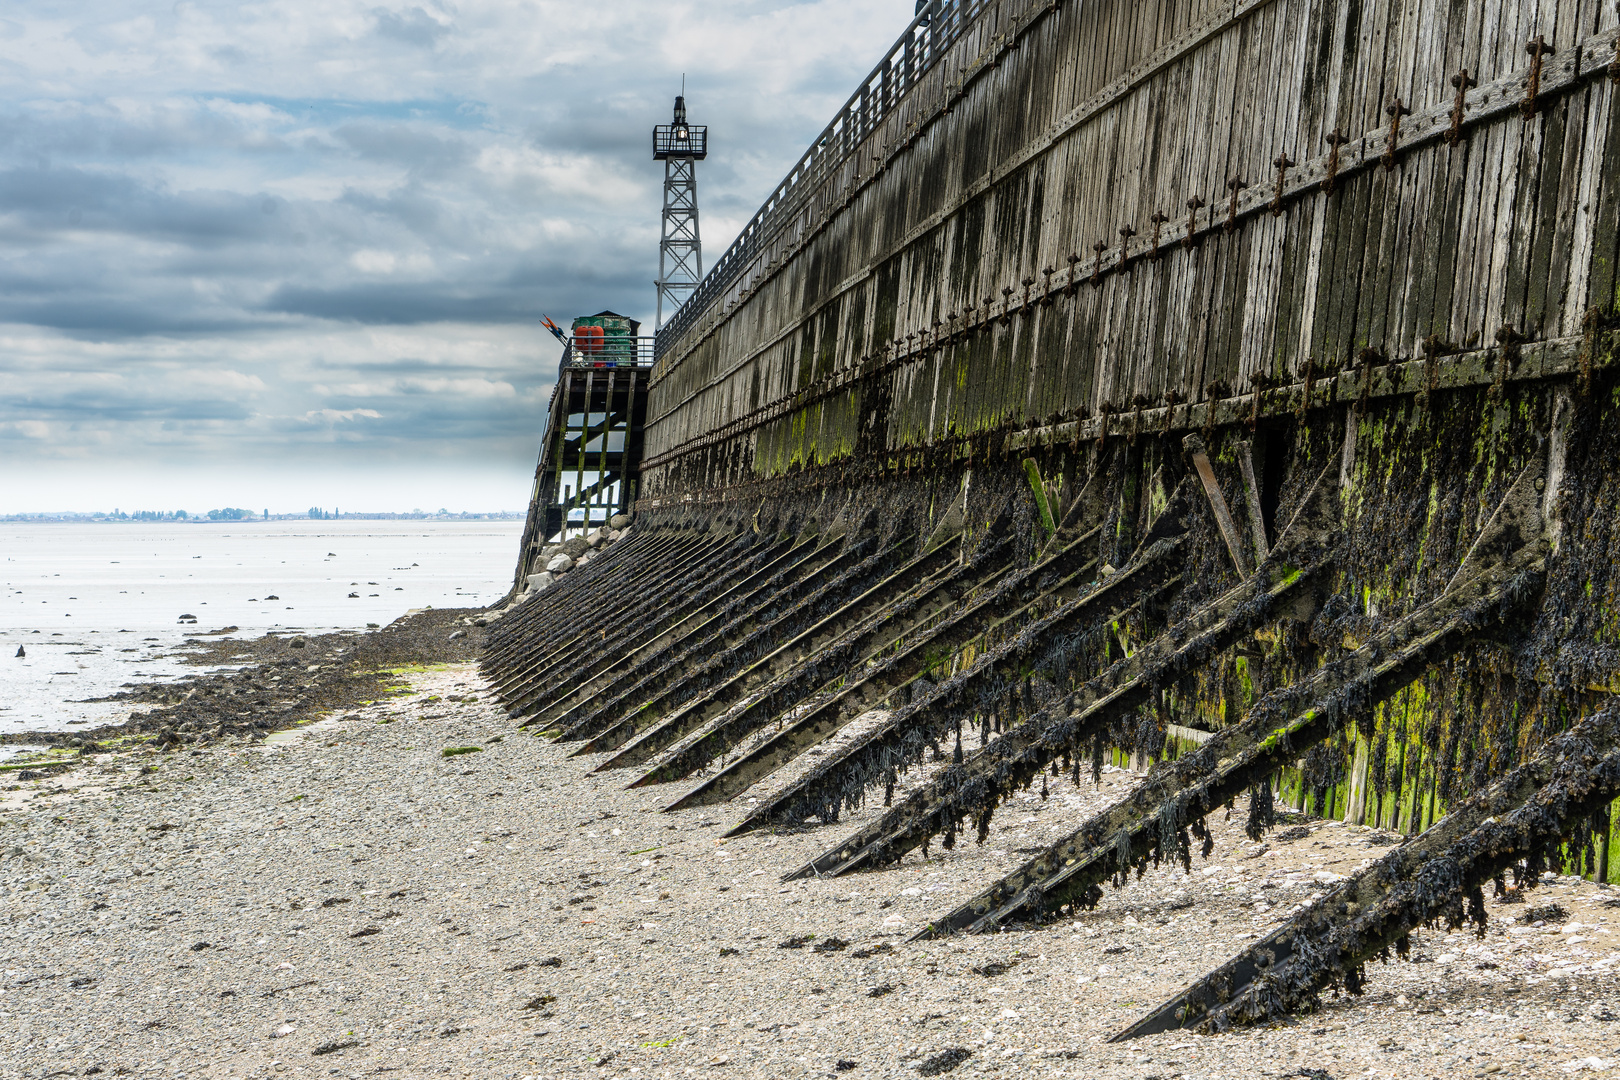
1321 128 1350 193
1270 154 1294 214
1224 178 1248 232
1295 357 1316 419
1381 98 1410 169
1446 68 1477 145
1183 197 1204 249
1148 212 1169 259
1522 36 1554 117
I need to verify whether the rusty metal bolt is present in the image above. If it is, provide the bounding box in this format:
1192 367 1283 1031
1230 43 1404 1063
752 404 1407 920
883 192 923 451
1382 98 1411 171
1184 197 1205 250
1040 266 1056 306
1090 240 1109 287
1065 252 1082 295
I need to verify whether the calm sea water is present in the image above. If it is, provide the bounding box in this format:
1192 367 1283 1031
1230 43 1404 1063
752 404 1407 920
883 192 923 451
0 520 524 738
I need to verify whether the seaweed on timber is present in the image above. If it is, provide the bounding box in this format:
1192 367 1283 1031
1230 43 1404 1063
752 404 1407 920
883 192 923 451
655 470 1129 811
557 533 889 742
1125 704 1620 1036
513 532 806 708
585 535 976 759
617 534 1021 780
913 550 1542 945
774 534 1190 831
487 526 733 671
567 494 1003 748
914 546 1547 938
492 531 776 703
781 531 1340 874
759 464 1340 838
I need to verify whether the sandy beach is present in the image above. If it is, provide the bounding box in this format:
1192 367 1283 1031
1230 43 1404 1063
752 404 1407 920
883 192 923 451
6 626 1620 1079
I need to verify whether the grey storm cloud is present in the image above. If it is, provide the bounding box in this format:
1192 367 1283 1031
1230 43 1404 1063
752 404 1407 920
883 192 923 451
0 0 916 510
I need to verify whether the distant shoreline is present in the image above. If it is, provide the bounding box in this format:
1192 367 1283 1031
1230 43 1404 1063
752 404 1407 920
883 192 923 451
0 513 527 523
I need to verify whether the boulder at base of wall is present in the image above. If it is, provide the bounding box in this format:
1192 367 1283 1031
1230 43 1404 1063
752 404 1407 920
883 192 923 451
545 554 574 574
610 513 632 530
584 529 606 549
526 571 555 592
560 537 590 559
576 552 593 568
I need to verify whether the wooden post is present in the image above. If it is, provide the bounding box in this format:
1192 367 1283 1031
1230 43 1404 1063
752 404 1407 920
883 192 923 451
1345 734 1371 825
1235 440 1270 561
1183 434 1251 576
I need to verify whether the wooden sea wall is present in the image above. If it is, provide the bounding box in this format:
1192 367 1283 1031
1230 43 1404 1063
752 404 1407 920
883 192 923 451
640 0 1620 500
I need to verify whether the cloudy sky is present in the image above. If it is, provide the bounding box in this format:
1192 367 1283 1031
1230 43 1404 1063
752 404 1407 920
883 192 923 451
0 0 914 513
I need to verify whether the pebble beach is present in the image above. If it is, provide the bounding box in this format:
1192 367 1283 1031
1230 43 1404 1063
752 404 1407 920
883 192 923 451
6 628 1620 1079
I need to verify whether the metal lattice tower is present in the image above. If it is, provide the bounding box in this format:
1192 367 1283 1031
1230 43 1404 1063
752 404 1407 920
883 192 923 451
653 95 708 330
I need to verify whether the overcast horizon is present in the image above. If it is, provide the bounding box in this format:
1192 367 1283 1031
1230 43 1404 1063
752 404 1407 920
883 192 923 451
0 0 915 515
